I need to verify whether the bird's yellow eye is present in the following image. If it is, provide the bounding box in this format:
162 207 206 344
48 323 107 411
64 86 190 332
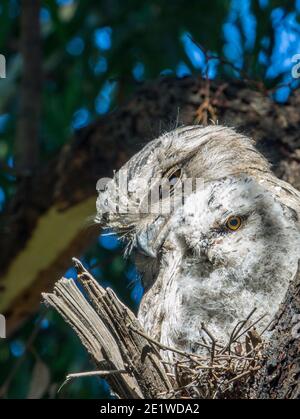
226 216 242 231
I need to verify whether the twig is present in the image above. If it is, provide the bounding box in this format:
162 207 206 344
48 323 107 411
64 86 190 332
129 326 206 363
58 369 129 393
66 369 128 380
201 323 216 366
222 308 257 355
226 366 261 386
234 313 267 342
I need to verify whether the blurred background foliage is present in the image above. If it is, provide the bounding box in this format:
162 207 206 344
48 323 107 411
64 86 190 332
0 0 300 398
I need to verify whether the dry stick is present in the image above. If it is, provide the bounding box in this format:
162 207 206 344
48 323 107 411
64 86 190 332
193 325 264 398
66 369 127 380
216 354 256 361
212 377 228 400
195 365 234 371
158 379 198 398
234 313 267 342
259 317 277 337
240 358 250 376
57 371 127 394
232 308 258 341
226 366 261 386
159 324 264 397
201 323 216 366
174 361 182 389
223 321 246 356
222 308 258 355
245 343 264 359
196 340 223 351
195 340 214 352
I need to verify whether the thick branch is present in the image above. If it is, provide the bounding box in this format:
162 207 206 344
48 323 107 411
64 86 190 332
42 259 173 399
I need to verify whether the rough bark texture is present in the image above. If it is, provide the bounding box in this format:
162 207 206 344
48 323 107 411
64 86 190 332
42 259 172 399
1 76 300 334
254 263 300 399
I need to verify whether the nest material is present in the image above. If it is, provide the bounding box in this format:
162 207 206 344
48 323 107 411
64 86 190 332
43 259 268 399
156 311 268 399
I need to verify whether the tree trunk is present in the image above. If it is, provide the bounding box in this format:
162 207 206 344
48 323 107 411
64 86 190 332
253 263 300 398
1 76 300 335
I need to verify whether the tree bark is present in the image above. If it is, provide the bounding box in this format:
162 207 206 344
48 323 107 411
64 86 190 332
42 258 173 399
1 76 300 334
253 263 300 398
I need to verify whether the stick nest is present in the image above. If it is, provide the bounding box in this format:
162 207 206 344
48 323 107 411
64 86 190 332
157 311 268 399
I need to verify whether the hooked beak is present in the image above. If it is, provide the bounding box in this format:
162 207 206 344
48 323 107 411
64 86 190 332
134 216 171 258
136 232 157 258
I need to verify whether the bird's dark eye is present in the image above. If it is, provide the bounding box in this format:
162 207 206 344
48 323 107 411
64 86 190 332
168 168 182 187
159 168 182 199
226 215 242 231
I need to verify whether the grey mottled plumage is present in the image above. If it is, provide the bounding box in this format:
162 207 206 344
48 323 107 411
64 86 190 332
96 125 300 358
